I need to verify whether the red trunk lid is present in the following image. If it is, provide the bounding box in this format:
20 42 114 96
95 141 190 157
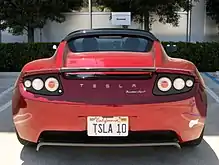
58 52 156 105
64 52 155 68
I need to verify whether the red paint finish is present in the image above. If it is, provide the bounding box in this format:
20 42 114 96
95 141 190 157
12 37 207 144
13 96 205 143
65 52 155 68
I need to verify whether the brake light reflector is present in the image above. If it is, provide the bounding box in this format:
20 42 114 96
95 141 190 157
45 77 59 92
157 77 172 92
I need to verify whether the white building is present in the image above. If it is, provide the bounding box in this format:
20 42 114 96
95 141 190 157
1 0 218 43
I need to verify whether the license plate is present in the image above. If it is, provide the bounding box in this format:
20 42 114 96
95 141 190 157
87 116 129 136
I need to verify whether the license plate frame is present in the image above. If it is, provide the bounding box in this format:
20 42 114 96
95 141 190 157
87 116 129 137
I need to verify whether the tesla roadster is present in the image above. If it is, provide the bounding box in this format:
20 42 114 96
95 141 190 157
12 28 207 151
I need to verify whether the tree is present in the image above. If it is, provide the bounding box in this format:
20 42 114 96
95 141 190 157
206 0 219 25
95 0 194 30
0 0 83 42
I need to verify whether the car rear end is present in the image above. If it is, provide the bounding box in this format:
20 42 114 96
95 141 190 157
13 30 207 148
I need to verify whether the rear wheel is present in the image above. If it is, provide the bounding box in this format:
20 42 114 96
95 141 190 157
15 129 36 146
181 127 204 147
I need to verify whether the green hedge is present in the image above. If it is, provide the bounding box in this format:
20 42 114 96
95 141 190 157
0 43 57 72
162 42 219 72
0 42 219 72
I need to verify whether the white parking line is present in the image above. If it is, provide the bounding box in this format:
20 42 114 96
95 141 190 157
0 100 12 113
0 86 13 99
205 86 219 103
0 86 13 113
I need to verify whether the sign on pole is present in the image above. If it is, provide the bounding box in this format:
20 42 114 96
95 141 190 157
111 12 131 26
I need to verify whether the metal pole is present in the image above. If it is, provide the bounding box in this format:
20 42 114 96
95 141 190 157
186 0 189 42
142 15 145 30
88 0 92 29
0 21 2 43
40 28 42 42
0 30 1 43
188 0 192 42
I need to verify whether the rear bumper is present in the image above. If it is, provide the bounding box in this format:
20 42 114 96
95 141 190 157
36 141 181 151
13 95 206 144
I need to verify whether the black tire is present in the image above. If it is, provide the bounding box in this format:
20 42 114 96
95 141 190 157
15 130 36 146
181 127 204 147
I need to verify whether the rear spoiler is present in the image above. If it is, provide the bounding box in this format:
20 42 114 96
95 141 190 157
60 67 156 73
22 67 195 77
21 67 156 78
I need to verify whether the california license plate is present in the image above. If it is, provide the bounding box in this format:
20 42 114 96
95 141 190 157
87 116 129 136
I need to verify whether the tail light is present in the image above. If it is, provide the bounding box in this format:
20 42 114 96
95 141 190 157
32 78 44 91
173 78 185 90
157 77 172 92
24 80 31 88
45 77 59 92
186 79 193 87
22 74 63 96
153 73 195 96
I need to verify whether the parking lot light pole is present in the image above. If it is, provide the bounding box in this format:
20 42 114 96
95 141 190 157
88 0 92 29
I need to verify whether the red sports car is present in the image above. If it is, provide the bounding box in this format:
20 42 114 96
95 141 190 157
12 28 207 151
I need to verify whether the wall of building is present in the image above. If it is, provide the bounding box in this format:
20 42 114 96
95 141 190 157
150 12 188 42
0 0 218 43
1 29 27 43
36 12 142 43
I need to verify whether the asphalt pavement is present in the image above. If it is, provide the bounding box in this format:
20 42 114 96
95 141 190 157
0 72 219 165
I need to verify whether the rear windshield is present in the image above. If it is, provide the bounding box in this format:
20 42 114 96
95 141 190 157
67 35 153 53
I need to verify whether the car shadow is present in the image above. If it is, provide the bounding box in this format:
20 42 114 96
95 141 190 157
20 140 218 165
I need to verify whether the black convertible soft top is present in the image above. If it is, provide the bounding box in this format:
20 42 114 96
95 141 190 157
63 28 159 42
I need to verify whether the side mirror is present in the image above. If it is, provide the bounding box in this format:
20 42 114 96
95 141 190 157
53 45 57 50
165 44 177 53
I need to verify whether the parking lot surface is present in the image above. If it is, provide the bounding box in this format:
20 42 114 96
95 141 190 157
0 72 219 165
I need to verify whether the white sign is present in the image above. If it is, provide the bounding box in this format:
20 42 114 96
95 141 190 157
111 12 131 26
87 116 129 136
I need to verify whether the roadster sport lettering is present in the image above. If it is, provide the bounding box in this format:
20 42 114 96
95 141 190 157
12 28 207 151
